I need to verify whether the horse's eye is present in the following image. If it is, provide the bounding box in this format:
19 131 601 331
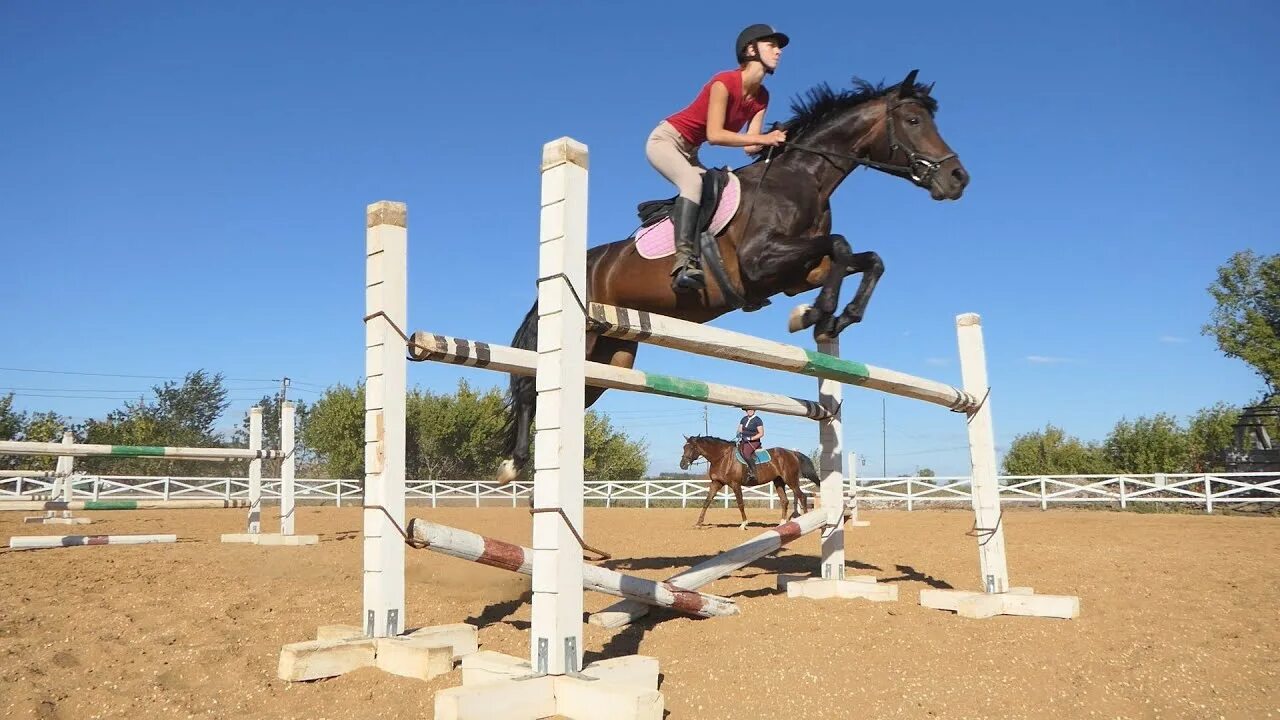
908 116 921 126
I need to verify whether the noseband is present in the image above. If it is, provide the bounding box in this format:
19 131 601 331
780 98 957 187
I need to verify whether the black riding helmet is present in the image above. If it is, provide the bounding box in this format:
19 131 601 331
735 24 789 64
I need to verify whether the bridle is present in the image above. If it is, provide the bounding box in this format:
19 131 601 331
779 98 957 187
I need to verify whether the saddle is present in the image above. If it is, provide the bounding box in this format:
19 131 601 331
734 448 771 465
629 170 767 312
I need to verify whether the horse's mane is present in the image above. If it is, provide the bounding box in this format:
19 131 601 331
687 434 735 445
748 76 939 161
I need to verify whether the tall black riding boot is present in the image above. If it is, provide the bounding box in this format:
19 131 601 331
670 197 705 292
741 443 758 483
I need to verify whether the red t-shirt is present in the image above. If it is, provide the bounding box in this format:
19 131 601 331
665 69 769 146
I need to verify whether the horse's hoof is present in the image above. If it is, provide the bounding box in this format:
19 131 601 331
739 522 748 530
788 304 813 333
496 459 518 486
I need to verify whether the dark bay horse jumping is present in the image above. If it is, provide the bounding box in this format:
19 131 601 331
679 436 818 528
499 70 968 483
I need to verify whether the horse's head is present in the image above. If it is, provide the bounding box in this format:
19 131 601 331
764 70 969 201
871 70 969 200
679 435 703 470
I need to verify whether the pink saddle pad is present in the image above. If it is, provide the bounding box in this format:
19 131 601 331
634 173 742 260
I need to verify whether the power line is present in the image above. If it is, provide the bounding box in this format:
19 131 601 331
0 366 282 383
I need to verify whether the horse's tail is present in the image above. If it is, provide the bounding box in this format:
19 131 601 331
798 452 820 485
497 300 540 484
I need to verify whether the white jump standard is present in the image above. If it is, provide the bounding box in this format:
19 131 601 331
221 402 317 546
0 414 316 546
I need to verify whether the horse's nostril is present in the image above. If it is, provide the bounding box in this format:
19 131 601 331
952 167 969 186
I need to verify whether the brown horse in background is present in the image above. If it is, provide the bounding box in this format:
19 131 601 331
499 70 968 484
679 436 818 529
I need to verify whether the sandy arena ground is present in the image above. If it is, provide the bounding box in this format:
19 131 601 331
1 504 1276 719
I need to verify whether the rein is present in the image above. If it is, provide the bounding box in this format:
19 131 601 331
780 98 956 187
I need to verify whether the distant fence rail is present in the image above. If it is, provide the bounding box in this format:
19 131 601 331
2 472 1277 514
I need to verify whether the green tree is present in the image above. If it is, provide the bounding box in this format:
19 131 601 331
585 411 648 483
0 394 22 441
409 380 508 481
81 371 235 476
301 380 650 483
1203 250 1280 398
1185 403 1241 472
300 383 364 479
1103 413 1189 474
1001 424 1109 475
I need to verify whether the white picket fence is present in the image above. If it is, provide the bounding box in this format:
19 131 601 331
1 472 1276 514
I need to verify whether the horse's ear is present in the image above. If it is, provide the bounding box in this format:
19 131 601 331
923 81 935 96
897 69 920 98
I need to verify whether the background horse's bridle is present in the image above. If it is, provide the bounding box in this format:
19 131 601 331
778 98 957 187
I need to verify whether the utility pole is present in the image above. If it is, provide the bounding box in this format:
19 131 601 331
278 377 292 451
703 405 709 435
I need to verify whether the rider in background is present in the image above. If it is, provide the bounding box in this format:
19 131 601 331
736 407 765 482
645 24 790 293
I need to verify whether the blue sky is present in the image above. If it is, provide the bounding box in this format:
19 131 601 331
2 1 1275 476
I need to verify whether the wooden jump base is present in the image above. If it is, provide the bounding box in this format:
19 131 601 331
9 533 177 549
0 440 286 461
410 331 831 420
407 519 739 619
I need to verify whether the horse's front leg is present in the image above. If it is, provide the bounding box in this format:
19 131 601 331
695 479 724 528
785 234 858 342
830 250 884 335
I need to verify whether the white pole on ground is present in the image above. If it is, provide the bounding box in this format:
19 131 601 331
531 137 588 676
246 407 263 534
816 338 845 580
956 313 1010 593
364 200 408 638
280 400 296 536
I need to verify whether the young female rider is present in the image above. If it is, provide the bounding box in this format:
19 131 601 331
646 24 790 292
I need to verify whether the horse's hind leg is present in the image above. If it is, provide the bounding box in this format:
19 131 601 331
772 479 789 524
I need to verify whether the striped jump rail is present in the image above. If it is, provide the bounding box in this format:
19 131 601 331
407 519 739 620
410 331 832 421
587 303 981 414
0 499 252 511
589 508 828 629
0 441 287 461
9 533 177 549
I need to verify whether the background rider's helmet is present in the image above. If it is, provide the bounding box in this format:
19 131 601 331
735 24 790 64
